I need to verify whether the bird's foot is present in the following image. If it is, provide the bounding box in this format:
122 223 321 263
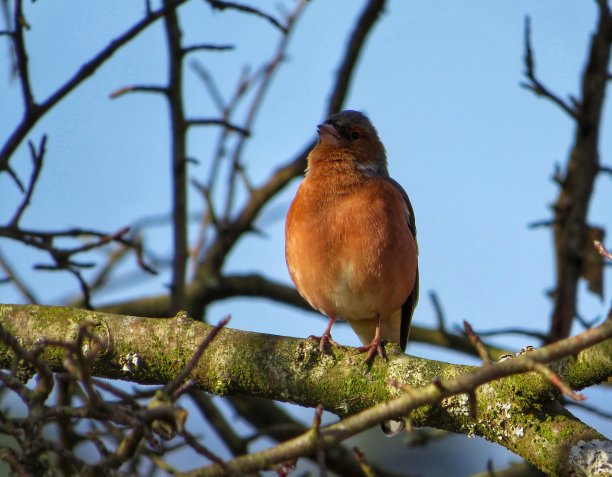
355 336 386 365
308 333 341 354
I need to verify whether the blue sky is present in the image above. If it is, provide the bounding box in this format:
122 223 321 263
1 1 610 474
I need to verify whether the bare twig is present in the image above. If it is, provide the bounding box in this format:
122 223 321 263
109 85 167 98
468 327 549 342
206 0 286 33
13 0 34 113
0 0 189 173
221 0 308 221
429 290 447 331
527 359 586 402
187 118 250 136
165 315 230 395
463 321 492 364
521 16 579 120
183 43 234 54
9 134 46 227
327 0 386 116
0 247 38 303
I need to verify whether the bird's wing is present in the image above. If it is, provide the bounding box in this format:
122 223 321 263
386 177 419 351
387 177 417 238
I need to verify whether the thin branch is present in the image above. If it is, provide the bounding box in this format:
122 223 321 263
327 0 387 116
189 60 230 114
527 219 556 229
429 290 447 331
13 0 35 113
109 85 167 98
187 118 249 136
9 135 46 227
521 16 579 120
225 396 395 477
469 327 549 342
189 391 247 457
66 266 93 310
206 1 286 33
4 164 25 192
0 248 38 303
188 63 252 270
0 0 189 174
180 430 227 468
527 358 586 402
221 0 308 221
165 315 230 395
463 321 492 364
183 43 234 54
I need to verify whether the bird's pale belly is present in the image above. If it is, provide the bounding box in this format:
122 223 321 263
296 239 415 323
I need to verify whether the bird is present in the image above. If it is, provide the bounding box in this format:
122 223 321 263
285 110 419 418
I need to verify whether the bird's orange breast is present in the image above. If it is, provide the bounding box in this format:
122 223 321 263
285 170 417 324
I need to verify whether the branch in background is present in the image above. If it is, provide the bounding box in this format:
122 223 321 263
13 0 35 114
522 8 612 341
0 310 229 475
521 17 578 120
189 392 248 457
1 1 184 303
109 84 168 98
327 0 387 116
220 0 308 222
8 135 45 227
463 321 492 364
0 247 38 303
225 396 409 477
162 0 189 314
187 118 250 136
0 225 156 307
182 43 234 54
0 0 189 175
188 64 252 270
467 326 549 342
205 0 287 33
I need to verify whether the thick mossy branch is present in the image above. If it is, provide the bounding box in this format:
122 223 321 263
0 304 610 476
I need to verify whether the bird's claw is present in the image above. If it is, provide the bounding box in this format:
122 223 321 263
355 337 387 365
308 333 341 354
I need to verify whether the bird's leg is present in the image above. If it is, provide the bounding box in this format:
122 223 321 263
355 314 386 364
308 316 341 354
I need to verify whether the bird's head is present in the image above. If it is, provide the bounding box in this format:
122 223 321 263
312 110 388 176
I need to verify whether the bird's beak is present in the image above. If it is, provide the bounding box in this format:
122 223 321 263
317 123 341 146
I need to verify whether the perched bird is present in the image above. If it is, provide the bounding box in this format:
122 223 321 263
285 110 419 367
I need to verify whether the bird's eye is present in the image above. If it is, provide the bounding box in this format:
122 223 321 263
350 131 360 141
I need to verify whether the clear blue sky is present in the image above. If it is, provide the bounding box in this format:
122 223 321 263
1 1 610 474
